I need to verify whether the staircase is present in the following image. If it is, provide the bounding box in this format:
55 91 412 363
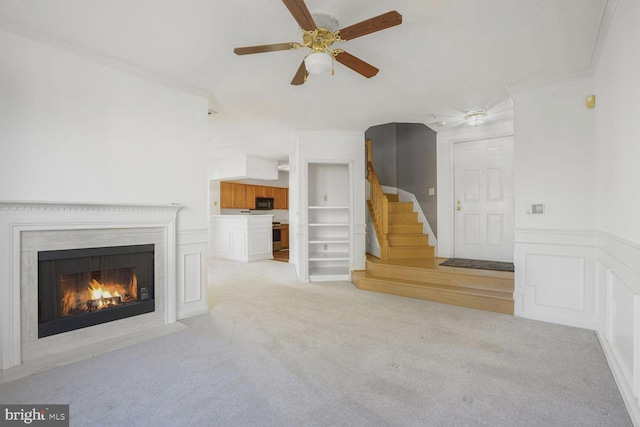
383 193 435 259
357 139 514 315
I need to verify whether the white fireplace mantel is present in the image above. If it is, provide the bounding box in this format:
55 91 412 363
0 201 182 371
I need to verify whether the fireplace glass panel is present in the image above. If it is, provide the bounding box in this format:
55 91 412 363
38 244 155 338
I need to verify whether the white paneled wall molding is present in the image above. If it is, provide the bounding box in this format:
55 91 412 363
177 228 209 320
596 232 640 425
515 228 640 424
514 228 598 329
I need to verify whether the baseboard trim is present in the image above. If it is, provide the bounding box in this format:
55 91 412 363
597 329 640 427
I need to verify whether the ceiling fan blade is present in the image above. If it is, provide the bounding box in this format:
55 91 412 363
291 61 309 86
334 51 379 78
234 43 296 55
337 11 402 41
282 0 316 32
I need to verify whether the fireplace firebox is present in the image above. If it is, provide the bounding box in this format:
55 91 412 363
38 244 155 338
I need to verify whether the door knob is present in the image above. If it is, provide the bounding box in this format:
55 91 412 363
456 206 462 211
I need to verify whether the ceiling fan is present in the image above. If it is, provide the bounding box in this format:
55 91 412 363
233 0 402 85
427 104 514 130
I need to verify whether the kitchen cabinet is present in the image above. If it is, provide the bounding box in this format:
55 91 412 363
220 182 288 210
281 224 289 249
231 184 245 208
220 182 233 208
211 215 273 262
244 185 256 209
274 187 287 209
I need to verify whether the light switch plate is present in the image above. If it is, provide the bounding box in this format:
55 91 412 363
428 187 435 196
532 204 545 214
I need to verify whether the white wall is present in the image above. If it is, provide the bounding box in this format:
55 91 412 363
513 78 596 230
594 0 640 244
592 0 640 423
0 29 210 320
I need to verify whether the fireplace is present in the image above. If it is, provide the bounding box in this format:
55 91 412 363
38 244 155 338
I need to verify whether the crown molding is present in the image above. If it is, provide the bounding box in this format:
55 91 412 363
0 16 213 101
589 0 619 70
507 0 618 96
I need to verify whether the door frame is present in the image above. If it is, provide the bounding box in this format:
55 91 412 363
443 130 515 261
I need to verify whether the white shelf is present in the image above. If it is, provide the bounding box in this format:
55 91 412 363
309 223 349 227
309 239 349 244
309 252 350 261
308 206 349 210
309 265 350 281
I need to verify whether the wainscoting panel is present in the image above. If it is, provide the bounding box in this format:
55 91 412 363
596 232 640 424
177 229 209 320
514 228 597 329
525 254 584 311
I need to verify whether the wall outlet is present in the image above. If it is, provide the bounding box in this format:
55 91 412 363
531 204 545 214
323 195 328 201
428 187 435 196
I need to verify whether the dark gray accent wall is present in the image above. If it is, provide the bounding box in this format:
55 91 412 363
365 123 397 187
396 123 437 238
365 122 437 238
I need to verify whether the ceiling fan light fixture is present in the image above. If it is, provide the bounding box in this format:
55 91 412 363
304 51 332 74
465 109 487 126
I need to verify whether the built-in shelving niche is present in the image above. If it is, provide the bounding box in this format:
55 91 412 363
307 163 351 281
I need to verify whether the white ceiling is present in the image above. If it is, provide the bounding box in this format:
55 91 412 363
0 0 609 160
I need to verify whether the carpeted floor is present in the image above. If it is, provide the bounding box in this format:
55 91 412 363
440 258 515 272
0 259 631 426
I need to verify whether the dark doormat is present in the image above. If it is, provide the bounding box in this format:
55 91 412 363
439 258 514 272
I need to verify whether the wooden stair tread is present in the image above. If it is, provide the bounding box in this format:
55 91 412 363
367 255 514 280
361 272 513 300
368 260 513 289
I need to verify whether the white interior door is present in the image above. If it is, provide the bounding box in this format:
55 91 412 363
453 137 514 262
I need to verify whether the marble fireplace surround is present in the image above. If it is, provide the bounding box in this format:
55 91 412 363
0 201 182 371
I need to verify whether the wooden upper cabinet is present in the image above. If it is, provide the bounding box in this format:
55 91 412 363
231 184 245 208
220 182 234 208
220 182 246 209
221 182 289 210
264 187 275 198
245 185 256 209
254 186 266 198
274 187 287 209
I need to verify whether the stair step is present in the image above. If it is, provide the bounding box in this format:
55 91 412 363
354 273 513 315
388 212 419 224
388 202 414 213
387 233 430 246
389 245 435 259
388 223 423 234
384 193 400 202
368 260 514 293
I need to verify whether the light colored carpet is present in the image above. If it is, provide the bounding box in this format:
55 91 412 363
0 258 632 426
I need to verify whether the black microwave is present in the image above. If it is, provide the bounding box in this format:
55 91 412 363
255 197 274 210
